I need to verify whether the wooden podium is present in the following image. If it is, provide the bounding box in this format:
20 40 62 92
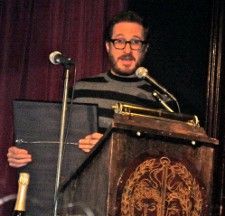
60 110 219 216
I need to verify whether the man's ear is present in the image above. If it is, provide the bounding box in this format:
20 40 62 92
105 42 110 53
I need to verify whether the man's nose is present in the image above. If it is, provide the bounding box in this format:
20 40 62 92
123 42 132 53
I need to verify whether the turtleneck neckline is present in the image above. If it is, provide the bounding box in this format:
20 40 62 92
107 70 141 82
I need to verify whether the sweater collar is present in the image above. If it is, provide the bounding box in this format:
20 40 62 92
107 70 141 82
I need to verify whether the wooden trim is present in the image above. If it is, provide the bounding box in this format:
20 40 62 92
205 0 224 138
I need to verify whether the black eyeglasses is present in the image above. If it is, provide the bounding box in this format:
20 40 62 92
109 38 147 50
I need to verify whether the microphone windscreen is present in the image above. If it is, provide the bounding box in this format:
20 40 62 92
135 67 148 78
49 51 62 65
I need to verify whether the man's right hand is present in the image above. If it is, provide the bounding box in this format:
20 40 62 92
7 146 32 168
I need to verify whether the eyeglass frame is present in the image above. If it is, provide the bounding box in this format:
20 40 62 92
109 38 148 50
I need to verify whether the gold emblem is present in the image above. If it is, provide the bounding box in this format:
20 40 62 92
120 157 203 216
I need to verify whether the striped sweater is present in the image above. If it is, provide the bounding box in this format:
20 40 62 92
73 70 168 132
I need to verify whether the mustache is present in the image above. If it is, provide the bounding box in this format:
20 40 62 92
119 54 135 61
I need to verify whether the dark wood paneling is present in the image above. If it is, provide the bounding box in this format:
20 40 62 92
61 115 217 215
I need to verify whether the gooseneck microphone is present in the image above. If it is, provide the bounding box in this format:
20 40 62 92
135 67 180 113
49 51 74 66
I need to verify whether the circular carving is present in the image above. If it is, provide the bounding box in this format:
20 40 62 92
119 157 204 216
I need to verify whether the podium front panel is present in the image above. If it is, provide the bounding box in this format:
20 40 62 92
61 126 216 216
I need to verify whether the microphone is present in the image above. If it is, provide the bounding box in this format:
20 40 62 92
49 51 74 66
135 67 180 112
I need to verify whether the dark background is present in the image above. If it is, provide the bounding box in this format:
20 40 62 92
128 0 212 123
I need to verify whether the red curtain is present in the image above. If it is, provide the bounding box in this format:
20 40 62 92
0 0 127 214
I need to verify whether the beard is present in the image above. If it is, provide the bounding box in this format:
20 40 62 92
108 53 144 76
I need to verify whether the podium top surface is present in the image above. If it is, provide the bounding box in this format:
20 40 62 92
112 113 219 145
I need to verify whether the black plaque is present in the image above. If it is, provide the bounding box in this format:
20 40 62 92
13 100 98 216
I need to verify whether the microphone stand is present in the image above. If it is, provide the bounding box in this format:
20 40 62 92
53 64 73 216
152 90 174 113
144 75 181 113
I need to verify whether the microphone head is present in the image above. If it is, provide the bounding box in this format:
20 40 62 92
135 67 148 78
49 51 62 65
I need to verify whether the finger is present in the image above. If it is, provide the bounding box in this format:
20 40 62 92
78 138 90 144
91 132 103 139
8 146 29 154
80 139 98 147
78 142 95 152
7 151 32 160
8 158 32 168
78 145 91 152
78 143 94 149
8 146 26 152
8 162 30 168
84 134 92 139
8 157 32 164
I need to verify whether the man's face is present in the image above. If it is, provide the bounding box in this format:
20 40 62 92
106 22 148 75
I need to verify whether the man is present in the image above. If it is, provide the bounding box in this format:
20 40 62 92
7 11 169 167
